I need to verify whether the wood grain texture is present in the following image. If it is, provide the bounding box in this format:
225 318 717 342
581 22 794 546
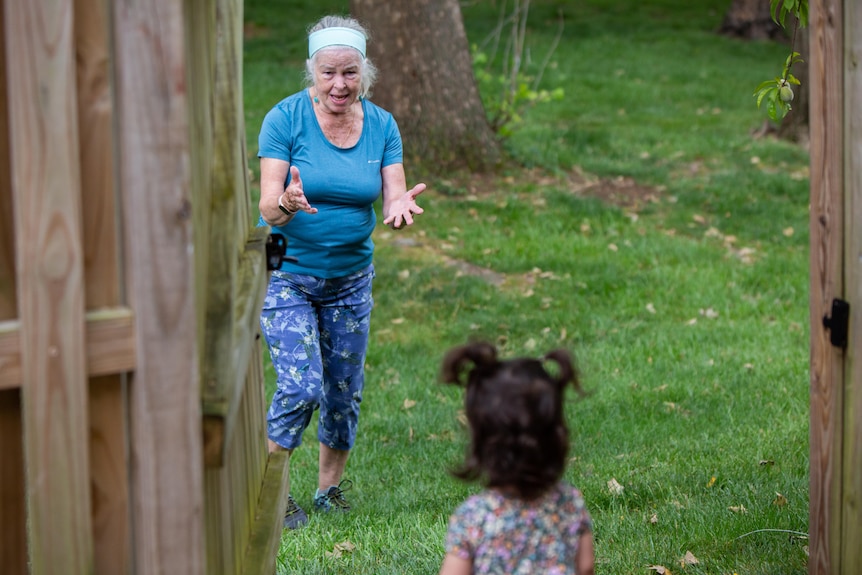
0 0 15 319
842 1 862 571
808 1 845 574
6 0 94 572
0 309 137 390
111 0 205 572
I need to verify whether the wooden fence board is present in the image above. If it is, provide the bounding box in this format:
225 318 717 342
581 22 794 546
0 0 15 319
111 0 205 572
809 1 846 574
842 1 862 571
6 0 94 573
0 309 136 390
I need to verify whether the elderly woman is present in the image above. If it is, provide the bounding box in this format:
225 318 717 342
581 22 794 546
258 15 426 529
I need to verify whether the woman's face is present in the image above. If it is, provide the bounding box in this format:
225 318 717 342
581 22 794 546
313 48 363 114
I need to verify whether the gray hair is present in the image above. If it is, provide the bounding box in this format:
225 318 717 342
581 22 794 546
304 15 378 100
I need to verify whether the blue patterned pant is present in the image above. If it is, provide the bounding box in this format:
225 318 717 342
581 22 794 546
260 265 374 451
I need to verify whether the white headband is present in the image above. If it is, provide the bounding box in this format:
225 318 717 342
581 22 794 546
308 27 366 58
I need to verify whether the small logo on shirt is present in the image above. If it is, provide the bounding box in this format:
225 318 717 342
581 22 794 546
367 159 381 164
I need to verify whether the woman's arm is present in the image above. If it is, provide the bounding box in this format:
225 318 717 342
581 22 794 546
381 163 425 229
438 552 472 575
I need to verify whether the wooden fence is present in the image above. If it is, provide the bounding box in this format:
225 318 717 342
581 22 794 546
0 0 287 573
808 0 862 574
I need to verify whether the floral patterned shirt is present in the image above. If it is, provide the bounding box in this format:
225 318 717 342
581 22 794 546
445 482 592 575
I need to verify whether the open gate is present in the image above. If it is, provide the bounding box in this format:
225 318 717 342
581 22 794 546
0 0 287 573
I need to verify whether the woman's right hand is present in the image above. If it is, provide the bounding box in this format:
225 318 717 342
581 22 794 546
279 166 317 215
260 160 317 226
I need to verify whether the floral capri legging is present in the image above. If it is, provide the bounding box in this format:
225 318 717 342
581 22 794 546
260 264 374 451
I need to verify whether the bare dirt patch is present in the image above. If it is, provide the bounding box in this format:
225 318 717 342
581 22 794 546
436 166 662 212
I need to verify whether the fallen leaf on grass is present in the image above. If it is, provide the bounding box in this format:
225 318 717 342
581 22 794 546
759 459 775 466
391 317 406 324
607 478 625 495
456 409 468 427
700 307 719 319
728 505 748 514
773 492 788 507
680 551 699 566
649 513 658 524
325 540 356 558
706 476 716 488
646 303 657 314
402 398 417 410
648 566 672 574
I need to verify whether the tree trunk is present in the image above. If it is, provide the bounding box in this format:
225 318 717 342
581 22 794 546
718 0 785 41
350 0 502 172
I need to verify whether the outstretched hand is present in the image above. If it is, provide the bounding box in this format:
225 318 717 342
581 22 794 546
383 183 426 229
280 165 318 214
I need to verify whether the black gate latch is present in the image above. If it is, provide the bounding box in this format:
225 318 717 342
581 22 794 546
266 233 297 271
822 298 850 350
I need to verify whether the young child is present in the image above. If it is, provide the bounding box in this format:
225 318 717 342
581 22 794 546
438 341 595 575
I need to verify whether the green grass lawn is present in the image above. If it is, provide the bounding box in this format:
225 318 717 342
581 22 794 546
245 1 809 573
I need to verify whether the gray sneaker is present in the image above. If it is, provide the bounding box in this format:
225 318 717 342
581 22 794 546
313 479 353 512
283 495 308 529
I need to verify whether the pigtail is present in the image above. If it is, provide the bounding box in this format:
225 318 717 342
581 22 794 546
440 341 498 387
543 348 586 397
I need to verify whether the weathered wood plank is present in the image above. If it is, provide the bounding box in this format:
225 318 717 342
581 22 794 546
842 1 862 572
89 376 131 575
242 451 290 575
0 1 26 571
202 227 269 466
809 1 846 574
0 0 15 320
201 0 261 468
0 309 137 390
6 0 94 572
111 0 205 572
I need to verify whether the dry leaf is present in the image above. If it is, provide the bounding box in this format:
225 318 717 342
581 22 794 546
325 540 356 558
648 566 671 575
649 513 658 524
402 398 417 410
608 243 619 252
773 492 788 507
759 459 775 467
681 551 699 566
706 476 716 488
397 269 410 280
728 505 748 514
391 317 406 324
607 478 625 495
456 410 468 427
783 227 794 237
646 303 657 314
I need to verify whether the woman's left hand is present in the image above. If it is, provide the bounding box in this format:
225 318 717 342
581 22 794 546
383 183 426 229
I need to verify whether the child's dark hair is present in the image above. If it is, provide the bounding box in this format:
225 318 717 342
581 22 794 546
440 341 585 500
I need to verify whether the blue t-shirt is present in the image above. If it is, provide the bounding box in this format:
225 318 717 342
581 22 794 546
258 89 403 278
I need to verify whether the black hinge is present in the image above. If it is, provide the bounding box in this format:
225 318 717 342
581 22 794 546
822 298 850 349
266 233 297 271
